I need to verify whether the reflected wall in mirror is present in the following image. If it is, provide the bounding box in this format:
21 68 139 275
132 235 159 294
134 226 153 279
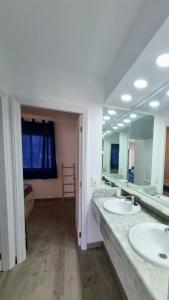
164 128 169 196
128 114 154 186
102 107 130 180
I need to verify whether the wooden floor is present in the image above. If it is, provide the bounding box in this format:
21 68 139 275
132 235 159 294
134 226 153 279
0 199 123 300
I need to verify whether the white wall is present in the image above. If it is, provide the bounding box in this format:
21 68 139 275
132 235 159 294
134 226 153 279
103 133 119 173
151 114 166 193
0 47 11 267
144 138 153 185
134 139 153 185
133 138 153 185
129 141 135 169
22 110 77 199
3 56 104 245
0 46 9 92
119 130 129 179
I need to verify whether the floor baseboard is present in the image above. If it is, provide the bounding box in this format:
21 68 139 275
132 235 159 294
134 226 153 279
87 241 103 249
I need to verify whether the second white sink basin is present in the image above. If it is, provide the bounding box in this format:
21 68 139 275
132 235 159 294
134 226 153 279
129 223 169 268
103 198 141 215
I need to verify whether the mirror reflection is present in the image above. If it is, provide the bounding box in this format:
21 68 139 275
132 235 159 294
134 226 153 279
102 81 169 209
164 127 169 196
102 107 130 181
128 114 154 186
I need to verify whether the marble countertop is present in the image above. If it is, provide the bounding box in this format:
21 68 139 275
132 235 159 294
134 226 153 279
102 174 169 221
93 189 169 300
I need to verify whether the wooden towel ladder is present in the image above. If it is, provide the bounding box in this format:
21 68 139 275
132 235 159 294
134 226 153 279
61 163 76 201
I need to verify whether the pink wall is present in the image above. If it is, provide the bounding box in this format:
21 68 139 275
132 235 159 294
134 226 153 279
22 107 78 199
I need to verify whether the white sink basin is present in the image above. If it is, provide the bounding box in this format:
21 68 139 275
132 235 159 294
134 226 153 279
129 223 169 268
103 198 141 215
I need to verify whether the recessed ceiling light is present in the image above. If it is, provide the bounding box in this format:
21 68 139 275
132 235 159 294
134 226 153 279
121 94 132 102
156 53 169 68
123 119 131 123
134 79 148 89
166 90 169 96
102 120 106 124
108 110 116 115
103 115 110 120
130 113 137 119
113 126 118 130
149 100 160 108
117 123 124 127
106 130 111 134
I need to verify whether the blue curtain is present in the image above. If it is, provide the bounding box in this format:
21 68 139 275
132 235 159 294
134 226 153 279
22 119 57 179
110 144 119 169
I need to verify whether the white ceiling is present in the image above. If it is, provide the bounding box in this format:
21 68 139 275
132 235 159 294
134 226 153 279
0 0 145 77
107 16 169 110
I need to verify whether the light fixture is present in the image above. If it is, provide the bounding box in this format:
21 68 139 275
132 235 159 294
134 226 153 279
130 113 137 119
134 79 148 89
121 94 132 102
149 100 160 108
156 53 169 68
123 119 131 123
108 110 116 115
166 90 169 96
106 130 111 134
117 123 124 127
113 126 118 130
103 115 110 120
102 120 106 124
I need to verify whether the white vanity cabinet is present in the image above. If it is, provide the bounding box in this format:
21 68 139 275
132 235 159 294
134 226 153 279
100 215 155 300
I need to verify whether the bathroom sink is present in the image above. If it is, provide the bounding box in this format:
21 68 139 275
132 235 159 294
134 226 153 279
129 223 169 268
103 198 141 215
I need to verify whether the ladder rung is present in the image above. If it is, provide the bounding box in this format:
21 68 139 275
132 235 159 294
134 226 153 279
63 166 74 169
62 163 75 201
64 192 74 194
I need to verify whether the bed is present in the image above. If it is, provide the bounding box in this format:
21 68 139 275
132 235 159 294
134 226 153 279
24 183 34 219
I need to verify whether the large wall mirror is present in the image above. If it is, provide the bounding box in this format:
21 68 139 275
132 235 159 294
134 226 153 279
102 82 169 209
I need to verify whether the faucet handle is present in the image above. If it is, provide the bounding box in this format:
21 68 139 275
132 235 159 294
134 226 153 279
126 195 134 202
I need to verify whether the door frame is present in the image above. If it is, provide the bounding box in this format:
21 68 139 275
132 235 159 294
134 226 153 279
12 97 88 264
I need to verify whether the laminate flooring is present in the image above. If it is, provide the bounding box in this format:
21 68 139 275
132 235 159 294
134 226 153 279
0 199 123 300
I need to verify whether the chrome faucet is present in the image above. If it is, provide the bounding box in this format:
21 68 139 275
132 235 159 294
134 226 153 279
125 195 134 202
125 195 139 206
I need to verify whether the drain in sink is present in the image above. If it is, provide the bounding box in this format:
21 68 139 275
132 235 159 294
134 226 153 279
158 253 168 259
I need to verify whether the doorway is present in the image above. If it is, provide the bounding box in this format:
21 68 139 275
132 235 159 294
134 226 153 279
21 106 80 252
0 97 88 271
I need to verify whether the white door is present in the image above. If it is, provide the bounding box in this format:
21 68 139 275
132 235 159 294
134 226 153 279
0 96 19 270
10 97 26 264
76 114 83 246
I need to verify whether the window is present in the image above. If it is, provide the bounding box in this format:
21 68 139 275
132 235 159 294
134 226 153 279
22 119 57 179
110 144 119 170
